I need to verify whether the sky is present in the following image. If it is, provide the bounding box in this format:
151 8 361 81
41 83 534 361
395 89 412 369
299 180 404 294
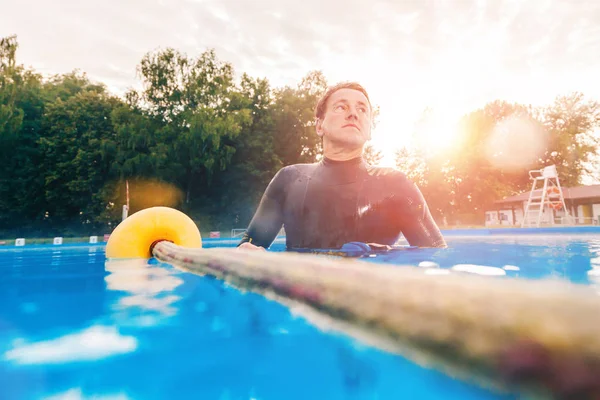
2 0 600 166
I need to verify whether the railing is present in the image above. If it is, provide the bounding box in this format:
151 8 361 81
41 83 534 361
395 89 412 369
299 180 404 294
230 229 247 238
557 216 599 226
230 227 286 238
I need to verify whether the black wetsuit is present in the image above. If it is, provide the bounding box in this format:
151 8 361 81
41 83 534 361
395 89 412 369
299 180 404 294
239 157 446 250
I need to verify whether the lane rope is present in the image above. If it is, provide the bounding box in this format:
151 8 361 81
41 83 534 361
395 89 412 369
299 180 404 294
153 240 600 399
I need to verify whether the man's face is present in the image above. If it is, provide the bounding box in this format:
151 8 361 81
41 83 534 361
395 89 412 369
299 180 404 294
316 88 372 148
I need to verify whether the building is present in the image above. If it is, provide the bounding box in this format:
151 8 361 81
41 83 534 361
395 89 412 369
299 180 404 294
485 184 600 226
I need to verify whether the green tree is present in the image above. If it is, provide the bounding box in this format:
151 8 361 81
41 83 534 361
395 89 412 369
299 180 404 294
272 70 327 165
208 74 281 229
133 47 251 205
0 35 23 139
43 70 106 102
39 88 121 232
0 35 47 234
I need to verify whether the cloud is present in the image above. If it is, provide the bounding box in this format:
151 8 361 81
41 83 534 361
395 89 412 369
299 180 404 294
1 0 599 130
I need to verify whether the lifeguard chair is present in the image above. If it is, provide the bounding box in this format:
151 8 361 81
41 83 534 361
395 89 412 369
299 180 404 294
521 165 570 227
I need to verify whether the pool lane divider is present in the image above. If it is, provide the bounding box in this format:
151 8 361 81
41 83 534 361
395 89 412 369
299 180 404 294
106 206 600 399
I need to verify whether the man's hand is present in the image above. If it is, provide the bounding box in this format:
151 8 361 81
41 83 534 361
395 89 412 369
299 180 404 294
237 242 266 251
367 243 392 251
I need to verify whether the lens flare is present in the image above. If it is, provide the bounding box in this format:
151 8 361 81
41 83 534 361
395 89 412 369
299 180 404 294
484 116 547 170
113 179 184 212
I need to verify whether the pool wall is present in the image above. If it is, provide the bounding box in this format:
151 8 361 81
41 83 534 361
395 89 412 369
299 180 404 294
1 226 600 250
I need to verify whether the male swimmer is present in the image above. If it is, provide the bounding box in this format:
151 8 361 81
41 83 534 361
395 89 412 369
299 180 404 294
238 82 446 251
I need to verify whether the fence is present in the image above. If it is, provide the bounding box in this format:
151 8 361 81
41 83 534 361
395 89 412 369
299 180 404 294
230 227 285 239
557 216 600 226
2 235 108 246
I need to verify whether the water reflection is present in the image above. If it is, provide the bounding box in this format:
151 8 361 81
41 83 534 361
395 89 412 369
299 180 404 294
89 246 98 264
43 388 130 400
104 259 184 321
588 239 600 269
418 261 439 268
0 243 526 399
0 247 127 399
51 250 61 267
586 239 600 294
364 235 600 283
450 264 506 276
0 246 107 335
4 325 137 365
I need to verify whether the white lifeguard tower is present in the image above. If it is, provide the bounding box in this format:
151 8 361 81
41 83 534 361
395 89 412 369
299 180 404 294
521 165 571 227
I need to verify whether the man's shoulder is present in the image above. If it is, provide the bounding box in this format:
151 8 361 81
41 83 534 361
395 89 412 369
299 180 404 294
366 164 409 180
365 165 425 205
275 162 319 177
267 163 318 187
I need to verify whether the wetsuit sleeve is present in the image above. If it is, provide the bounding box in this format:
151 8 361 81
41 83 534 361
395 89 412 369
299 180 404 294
393 176 447 248
238 167 288 249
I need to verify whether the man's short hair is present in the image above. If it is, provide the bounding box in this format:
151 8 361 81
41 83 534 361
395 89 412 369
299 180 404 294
314 82 372 120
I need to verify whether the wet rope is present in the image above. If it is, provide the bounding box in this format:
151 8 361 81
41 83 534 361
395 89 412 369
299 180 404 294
153 241 600 399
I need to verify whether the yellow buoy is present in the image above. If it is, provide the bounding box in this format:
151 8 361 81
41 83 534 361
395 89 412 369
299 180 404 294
105 206 202 259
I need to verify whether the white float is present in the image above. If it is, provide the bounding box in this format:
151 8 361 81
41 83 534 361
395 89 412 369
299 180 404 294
89 236 98 244
451 264 506 276
418 261 440 268
53 237 63 245
15 238 25 246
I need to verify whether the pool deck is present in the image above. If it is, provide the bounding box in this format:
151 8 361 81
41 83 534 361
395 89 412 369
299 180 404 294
218 226 600 241
439 226 600 236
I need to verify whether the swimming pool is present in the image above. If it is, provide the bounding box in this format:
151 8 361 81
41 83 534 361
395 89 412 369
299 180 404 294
1 233 599 399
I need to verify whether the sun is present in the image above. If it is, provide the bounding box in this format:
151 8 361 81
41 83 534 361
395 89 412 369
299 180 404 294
412 110 461 156
368 118 409 166
368 102 462 166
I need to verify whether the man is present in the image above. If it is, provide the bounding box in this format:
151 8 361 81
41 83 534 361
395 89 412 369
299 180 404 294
238 82 446 251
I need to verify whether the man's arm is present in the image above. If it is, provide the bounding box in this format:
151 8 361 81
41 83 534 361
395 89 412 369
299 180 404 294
238 168 287 249
393 176 447 248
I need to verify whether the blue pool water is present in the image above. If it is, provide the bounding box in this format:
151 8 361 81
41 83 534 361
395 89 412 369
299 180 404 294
1 234 599 399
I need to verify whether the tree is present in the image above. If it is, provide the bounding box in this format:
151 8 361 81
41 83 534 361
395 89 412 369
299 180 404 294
398 96 600 226
0 35 47 234
2 34 598 235
133 48 251 205
39 89 121 232
0 36 22 139
538 93 600 186
208 74 281 229
363 143 383 165
272 70 327 165
446 102 542 221
43 70 106 102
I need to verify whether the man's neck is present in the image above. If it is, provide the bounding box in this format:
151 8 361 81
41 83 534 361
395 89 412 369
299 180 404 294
322 143 363 161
